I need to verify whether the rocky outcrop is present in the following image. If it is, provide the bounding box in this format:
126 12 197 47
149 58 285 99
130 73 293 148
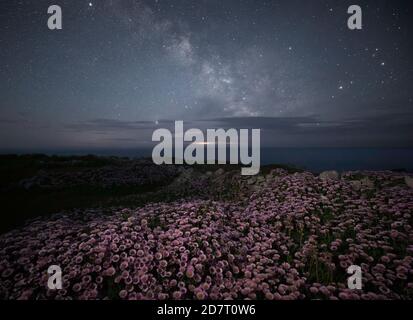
319 170 339 180
349 177 375 190
405 176 413 188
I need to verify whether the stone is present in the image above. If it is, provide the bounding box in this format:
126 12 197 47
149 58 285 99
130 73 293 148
256 176 265 184
360 177 374 189
349 180 362 191
215 168 225 176
349 177 374 190
319 170 339 181
22 180 35 190
247 176 257 185
320 195 329 201
405 176 413 188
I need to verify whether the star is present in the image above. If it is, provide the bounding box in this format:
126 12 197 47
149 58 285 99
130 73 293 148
1 0 412 152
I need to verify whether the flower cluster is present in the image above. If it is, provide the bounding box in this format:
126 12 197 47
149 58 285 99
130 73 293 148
1 169 412 300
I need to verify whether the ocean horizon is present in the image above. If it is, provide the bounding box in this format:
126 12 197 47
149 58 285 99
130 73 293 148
2 147 413 173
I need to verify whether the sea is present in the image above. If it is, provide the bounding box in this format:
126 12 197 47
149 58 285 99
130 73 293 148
4 147 413 173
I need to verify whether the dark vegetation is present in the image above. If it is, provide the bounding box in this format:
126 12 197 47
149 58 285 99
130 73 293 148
0 155 163 234
0 154 303 234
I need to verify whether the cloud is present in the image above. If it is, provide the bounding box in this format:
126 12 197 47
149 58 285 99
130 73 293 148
61 112 413 148
205 114 413 147
64 118 175 133
2 111 412 150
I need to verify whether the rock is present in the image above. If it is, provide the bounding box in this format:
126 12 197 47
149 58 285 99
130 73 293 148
360 177 374 189
215 168 225 176
22 180 35 190
319 170 339 181
247 176 257 185
174 169 193 184
212 175 226 185
256 176 265 184
320 195 328 201
405 176 413 188
349 177 374 190
349 180 362 191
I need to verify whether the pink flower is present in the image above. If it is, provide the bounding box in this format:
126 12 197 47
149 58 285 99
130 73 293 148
72 283 82 293
119 290 128 299
172 291 181 299
186 266 195 278
105 267 116 277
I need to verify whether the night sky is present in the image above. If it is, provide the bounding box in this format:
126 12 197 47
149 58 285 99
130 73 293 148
1 0 412 150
